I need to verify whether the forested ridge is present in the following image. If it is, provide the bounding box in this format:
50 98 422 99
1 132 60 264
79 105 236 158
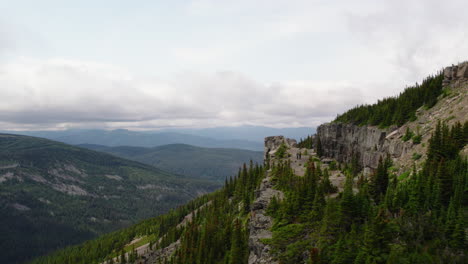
30 121 467 264
334 73 444 127
30 161 265 264
264 121 467 263
0 134 217 264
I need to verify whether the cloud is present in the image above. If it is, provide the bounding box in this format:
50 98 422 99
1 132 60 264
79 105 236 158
346 0 468 81
1 0 467 130
0 57 364 130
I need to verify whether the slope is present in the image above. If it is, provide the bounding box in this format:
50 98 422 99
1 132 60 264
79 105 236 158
8 129 264 150
0 134 218 264
79 143 263 182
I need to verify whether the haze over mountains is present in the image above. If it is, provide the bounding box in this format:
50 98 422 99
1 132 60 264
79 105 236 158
80 143 263 183
4 126 314 151
0 134 218 263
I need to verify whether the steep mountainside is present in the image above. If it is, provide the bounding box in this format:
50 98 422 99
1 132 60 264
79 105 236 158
318 62 468 174
79 143 263 183
0 134 218 264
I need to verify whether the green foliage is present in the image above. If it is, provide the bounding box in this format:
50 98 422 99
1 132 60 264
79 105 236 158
412 153 422 160
30 161 265 264
412 134 422 144
297 135 314 149
275 143 288 159
334 73 444 127
265 121 467 263
316 136 324 157
402 128 414 142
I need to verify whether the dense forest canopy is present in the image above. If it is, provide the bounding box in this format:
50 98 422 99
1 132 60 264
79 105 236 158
334 73 444 127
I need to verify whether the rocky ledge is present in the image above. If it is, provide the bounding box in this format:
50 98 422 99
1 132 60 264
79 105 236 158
248 174 283 264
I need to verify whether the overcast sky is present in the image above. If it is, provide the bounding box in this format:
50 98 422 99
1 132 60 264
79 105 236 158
0 0 467 130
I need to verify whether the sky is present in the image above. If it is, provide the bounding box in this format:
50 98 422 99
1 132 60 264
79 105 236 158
0 0 467 130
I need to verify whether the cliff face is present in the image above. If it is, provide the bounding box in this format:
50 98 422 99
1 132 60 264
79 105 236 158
443 61 468 87
264 136 297 160
316 123 410 172
317 62 468 174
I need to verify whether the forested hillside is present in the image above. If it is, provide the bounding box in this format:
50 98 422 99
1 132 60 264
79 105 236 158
30 162 265 264
30 121 467 264
264 121 467 263
334 73 444 127
79 143 263 183
0 134 218 264
27 63 467 264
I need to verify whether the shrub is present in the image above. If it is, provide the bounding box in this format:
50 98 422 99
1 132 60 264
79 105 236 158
412 134 422 144
275 143 288 159
402 128 414 142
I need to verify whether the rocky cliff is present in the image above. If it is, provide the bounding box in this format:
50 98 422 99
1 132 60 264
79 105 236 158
317 62 468 174
264 136 297 160
317 123 406 172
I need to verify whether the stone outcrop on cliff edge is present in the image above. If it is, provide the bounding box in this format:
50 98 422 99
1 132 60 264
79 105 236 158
316 123 408 172
317 61 468 174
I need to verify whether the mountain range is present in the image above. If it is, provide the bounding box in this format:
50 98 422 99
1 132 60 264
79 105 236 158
0 134 218 263
79 143 263 183
4 126 315 151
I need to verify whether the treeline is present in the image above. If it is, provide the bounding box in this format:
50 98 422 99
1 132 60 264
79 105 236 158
165 162 264 264
298 135 314 149
334 73 444 127
29 162 265 264
265 121 467 263
297 135 323 157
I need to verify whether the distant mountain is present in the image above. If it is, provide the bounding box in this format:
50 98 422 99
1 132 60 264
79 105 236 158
0 134 218 264
7 129 263 150
79 143 264 183
161 125 315 142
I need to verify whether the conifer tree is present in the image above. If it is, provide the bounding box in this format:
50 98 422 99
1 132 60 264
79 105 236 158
316 136 323 157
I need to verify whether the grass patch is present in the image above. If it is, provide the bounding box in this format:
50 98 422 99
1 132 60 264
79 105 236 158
398 171 411 181
412 153 422 160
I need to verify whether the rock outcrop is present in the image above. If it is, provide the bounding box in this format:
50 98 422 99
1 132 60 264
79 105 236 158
443 61 468 86
264 136 297 160
248 175 283 264
316 123 409 171
248 137 290 264
317 61 468 174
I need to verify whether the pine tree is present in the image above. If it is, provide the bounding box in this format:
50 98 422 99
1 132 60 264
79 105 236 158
316 136 323 157
229 219 245 264
340 174 356 230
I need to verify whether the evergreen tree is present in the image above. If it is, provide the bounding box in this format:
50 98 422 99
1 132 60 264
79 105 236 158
316 136 323 157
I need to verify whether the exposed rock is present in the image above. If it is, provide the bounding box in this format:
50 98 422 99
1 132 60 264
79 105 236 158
11 203 31 211
317 62 468 174
0 163 19 169
48 168 84 183
0 172 18 183
248 175 282 264
26 173 48 183
51 183 89 196
264 136 297 160
105 174 123 181
141 240 180 264
443 61 468 86
64 164 88 177
317 123 408 170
